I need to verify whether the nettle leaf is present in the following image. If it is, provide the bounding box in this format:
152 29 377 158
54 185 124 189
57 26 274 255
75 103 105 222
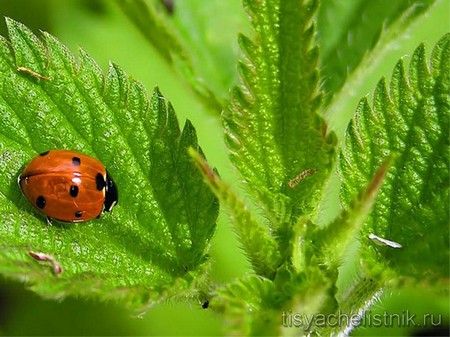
312 158 392 271
190 149 280 278
211 275 277 336
0 18 218 307
224 0 336 227
318 0 435 101
339 34 449 280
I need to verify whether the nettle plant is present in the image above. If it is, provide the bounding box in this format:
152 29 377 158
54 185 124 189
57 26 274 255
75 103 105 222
0 0 448 335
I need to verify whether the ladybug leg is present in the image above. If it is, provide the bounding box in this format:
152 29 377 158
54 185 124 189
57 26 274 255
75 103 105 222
45 216 54 226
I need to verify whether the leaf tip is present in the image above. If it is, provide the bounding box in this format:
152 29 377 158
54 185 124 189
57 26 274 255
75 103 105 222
182 119 197 137
5 16 32 38
4 16 17 29
152 86 163 98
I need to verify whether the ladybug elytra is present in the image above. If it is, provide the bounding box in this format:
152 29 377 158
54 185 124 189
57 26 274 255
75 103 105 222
18 150 118 223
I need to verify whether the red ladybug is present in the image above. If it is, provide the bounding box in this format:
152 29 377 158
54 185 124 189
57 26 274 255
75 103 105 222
18 150 118 223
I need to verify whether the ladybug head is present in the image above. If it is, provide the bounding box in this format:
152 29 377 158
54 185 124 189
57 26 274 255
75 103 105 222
104 171 118 212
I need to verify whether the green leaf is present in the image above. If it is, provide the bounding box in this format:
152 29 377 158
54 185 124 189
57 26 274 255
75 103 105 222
189 148 280 278
116 0 241 115
211 275 278 336
148 96 219 271
224 0 336 227
316 276 384 337
312 158 392 271
0 18 218 307
317 0 435 101
339 34 450 280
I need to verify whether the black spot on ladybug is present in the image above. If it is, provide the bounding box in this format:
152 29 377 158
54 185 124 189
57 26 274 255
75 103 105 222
39 150 49 156
74 211 83 218
36 196 46 209
69 185 79 197
72 157 81 166
201 300 209 309
96 173 105 191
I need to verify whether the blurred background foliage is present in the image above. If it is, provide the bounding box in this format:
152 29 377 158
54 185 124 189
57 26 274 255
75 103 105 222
0 0 447 335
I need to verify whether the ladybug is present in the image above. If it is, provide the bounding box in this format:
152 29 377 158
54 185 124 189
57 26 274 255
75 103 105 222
18 150 118 223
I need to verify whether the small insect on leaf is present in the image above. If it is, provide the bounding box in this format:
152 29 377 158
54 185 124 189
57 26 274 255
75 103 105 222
29 251 63 275
17 66 50 80
368 233 402 249
288 168 317 188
